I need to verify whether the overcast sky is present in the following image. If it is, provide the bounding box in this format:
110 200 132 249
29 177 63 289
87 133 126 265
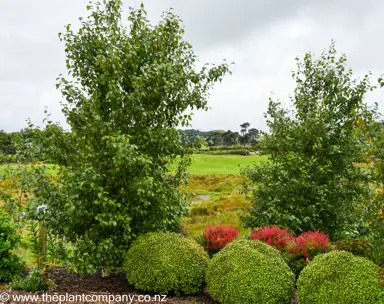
1 0 384 133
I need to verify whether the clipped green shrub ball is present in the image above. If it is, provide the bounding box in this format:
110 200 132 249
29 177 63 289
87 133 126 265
206 239 295 304
123 232 209 295
298 250 384 304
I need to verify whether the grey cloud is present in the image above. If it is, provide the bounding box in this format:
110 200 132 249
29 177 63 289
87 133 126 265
1 0 384 132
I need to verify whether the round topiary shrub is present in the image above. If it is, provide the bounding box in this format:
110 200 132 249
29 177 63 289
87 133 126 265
123 232 209 295
298 250 384 304
206 239 295 304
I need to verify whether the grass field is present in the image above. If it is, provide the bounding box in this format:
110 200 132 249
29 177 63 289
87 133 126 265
0 154 268 176
189 154 267 174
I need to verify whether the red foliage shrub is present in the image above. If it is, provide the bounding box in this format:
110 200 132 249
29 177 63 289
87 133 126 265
204 225 238 254
250 225 294 250
286 230 330 258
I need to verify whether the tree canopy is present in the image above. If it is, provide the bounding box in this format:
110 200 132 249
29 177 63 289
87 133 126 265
242 43 373 238
37 0 230 273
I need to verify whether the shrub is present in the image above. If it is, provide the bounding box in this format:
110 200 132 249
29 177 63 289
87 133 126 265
189 206 209 216
335 238 373 259
10 268 56 292
203 225 238 255
298 251 384 304
0 153 15 164
286 230 330 258
283 230 331 278
250 225 294 250
0 208 25 282
124 232 209 295
0 254 25 283
206 239 295 304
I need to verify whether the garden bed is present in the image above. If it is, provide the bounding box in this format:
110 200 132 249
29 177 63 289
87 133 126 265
1 267 216 304
1 267 301 304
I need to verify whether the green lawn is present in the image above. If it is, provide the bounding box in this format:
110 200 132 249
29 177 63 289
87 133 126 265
188 154 267 175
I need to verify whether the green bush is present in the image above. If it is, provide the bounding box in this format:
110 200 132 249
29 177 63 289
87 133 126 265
0 153 15 164
297 251 384 304
189 206 209 216
0 254 24 283
0 208 24 282
206 239 295 304
335 238 373 259
10 268 56 292
123 232 209 295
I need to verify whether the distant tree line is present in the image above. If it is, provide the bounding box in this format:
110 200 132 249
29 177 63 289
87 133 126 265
182 122 260 146
2 120 383 160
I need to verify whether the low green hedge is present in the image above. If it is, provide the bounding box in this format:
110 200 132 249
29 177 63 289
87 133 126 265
298 251 384 304
206 239 295 304
123 232 208 295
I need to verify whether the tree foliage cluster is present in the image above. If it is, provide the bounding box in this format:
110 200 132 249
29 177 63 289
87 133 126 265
15 0 230 273
242 44 377 239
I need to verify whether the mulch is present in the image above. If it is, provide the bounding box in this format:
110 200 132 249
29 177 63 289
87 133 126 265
1 267 298 303
1 267 216 304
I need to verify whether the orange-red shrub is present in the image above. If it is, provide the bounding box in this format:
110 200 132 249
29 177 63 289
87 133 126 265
286 230 330 258
204 225 238 254
250 225 294 250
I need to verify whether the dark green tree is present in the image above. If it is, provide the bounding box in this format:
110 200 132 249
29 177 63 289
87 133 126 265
0 130 15 155
242 43 373 238
247 128 259 145
223 130 240 146
239 123 260 145
240 122 250 137
40 1 230 273
206 130 225 146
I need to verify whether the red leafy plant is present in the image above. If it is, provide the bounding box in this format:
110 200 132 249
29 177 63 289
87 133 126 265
250 225 295 250
203 225 239 254
286 230 330 259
